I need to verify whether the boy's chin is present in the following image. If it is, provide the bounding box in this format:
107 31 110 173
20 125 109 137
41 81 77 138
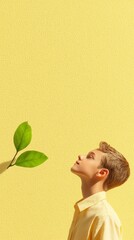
70 164 78 172
70 166 75 172
70 166 87 179
70 166 81 176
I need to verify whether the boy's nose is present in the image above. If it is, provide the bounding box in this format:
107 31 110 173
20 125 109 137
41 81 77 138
78 155 84 160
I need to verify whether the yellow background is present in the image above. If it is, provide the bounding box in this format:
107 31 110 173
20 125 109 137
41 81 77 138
0 1 133 239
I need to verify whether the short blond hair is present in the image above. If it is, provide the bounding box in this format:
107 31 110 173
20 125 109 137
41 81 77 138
98 141 130 191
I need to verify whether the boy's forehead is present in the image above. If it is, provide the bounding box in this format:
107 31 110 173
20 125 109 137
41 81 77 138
88 149 106 159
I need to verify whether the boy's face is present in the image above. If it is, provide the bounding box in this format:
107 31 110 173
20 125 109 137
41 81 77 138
71 149 107 180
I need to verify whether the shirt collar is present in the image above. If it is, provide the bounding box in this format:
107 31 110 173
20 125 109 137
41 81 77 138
74 191 106 212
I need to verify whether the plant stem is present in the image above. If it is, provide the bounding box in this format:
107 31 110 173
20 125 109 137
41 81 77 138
7 151 18 169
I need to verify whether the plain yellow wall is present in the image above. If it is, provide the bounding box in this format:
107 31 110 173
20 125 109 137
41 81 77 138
0 1 134 239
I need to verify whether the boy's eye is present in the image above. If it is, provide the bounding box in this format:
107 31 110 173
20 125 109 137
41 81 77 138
87 154 94 159
87 152 95 159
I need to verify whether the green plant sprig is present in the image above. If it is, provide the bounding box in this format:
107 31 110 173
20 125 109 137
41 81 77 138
7 122 48 169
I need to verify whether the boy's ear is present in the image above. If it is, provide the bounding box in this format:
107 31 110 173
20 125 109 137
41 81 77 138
96 168 109 178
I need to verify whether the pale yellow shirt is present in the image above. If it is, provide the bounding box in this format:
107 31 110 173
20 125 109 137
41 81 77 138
67 191 122 240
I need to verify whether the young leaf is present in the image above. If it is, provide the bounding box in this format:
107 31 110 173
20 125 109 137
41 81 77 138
13 122 32 152
15 150 48 167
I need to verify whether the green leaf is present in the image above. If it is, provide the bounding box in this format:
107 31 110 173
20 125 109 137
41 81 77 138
15 150 48 167
13 122 32 152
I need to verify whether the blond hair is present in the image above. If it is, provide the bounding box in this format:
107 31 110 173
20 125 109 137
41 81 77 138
98 141 130 191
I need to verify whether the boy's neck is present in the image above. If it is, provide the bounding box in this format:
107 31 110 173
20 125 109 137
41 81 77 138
81 178 105 199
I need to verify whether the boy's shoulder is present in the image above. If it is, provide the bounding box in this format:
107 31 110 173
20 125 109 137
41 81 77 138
87 198 121 226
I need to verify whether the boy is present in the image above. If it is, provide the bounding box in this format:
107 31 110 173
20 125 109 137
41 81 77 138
67 141 130 240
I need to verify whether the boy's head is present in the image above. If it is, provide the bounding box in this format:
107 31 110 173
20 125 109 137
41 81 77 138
97 141 130 190
71 141 130 191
